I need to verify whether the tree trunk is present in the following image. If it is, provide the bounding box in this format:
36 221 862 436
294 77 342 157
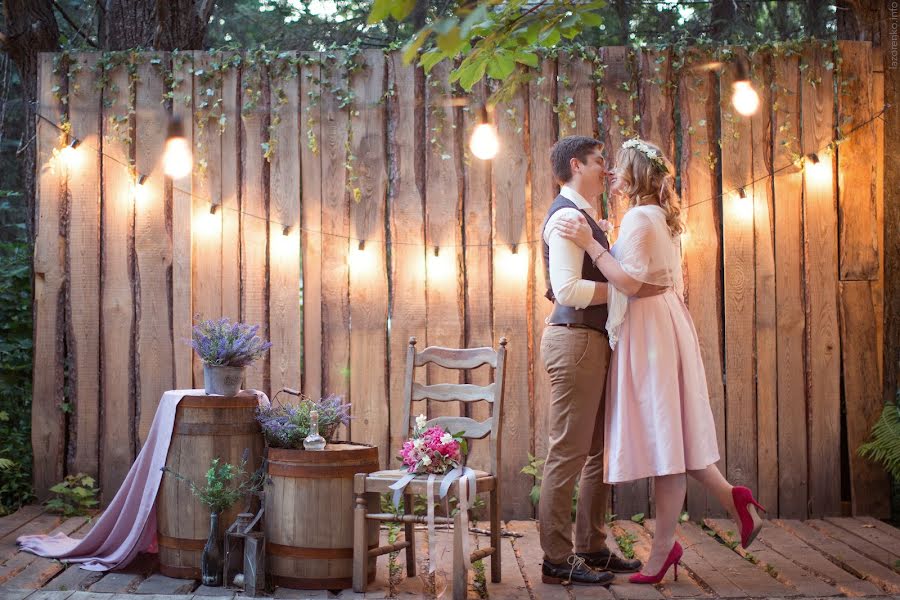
836 0 882 42
0 0 59 243
710 0 736 40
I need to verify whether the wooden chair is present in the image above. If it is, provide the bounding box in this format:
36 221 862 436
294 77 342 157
352 336 508 599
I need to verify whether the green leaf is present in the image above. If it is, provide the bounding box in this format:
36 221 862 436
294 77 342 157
515 52 539 68
579 12 604 27
403 27 431 65
486 52 516 80
389 0 416 21
459 5 490 38
456 58 488 91
631 512 645 524
419 49 445 74
538 28 561 48
367 0 395 24
436 27 463 55
49 483 69 494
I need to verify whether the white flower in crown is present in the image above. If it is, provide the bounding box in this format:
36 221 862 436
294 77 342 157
440 432 453 445
598 219 613 233
416 414 427 429
622 138 668 173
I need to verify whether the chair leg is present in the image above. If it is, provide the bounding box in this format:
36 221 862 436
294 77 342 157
353 489 369 592
404 493 416 577
453 507 467 600
490 488 501 583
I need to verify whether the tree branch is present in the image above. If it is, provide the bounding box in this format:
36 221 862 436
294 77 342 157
51 0 99 47
0 30 8 52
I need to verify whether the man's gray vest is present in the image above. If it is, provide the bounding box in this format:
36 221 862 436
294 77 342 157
541 194 610 332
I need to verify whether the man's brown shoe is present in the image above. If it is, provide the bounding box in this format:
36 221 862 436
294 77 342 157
541 555 614 586
577 549 642 573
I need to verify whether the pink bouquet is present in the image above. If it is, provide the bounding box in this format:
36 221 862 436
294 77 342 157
398 414 468 474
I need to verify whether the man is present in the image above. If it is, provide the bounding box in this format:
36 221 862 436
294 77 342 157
539 136 655 585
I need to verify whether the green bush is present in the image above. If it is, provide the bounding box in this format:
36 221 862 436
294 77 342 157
45 473 99 516
0 191 34 515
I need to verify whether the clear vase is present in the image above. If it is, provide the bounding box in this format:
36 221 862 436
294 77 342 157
201 512 223 586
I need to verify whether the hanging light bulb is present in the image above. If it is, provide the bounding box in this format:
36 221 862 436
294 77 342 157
804 152 830 182
163 115 192 179
133 174 149 205
348 239 375 271
59 138 83 168
427 245 451 279
469 105 499 160
731 57 760 117
500 244 528 278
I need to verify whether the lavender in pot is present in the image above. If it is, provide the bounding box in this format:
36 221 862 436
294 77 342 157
190 318 272 396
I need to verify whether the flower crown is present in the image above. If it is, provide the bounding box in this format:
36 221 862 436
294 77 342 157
622 138 669 174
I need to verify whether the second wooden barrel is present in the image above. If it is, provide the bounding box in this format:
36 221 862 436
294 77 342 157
157 393 263 579
266 443 380 589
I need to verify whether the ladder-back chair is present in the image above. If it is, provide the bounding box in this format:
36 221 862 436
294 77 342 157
352 336 508 600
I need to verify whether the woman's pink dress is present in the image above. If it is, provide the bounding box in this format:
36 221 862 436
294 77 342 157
602 205 720 483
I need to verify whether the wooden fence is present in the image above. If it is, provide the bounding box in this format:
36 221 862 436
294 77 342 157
31 43 887 519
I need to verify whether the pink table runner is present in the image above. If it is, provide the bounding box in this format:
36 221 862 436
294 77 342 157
17 389 268 571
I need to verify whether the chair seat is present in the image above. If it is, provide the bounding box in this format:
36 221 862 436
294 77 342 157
362 468 496 495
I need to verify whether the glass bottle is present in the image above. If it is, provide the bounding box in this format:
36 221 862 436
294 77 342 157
201 511 223 586
304 409 326 450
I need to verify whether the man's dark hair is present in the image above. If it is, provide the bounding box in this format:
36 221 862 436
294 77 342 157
550 136 603 184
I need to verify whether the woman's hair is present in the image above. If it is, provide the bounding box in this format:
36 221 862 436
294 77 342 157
613 140 683 236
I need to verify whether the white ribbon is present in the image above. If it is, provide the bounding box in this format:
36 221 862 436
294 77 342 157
388 466 478 574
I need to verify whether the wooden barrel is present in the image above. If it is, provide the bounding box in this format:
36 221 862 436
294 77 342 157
266 443 380 589
157 393 263 579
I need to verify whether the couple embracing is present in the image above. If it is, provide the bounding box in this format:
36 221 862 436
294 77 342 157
537 136 765 586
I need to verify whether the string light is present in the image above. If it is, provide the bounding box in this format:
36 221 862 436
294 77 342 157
500 243 528 276
738 187 747 199
132 174 149 205
37 98 887 249
209 202 220 215
348 239 374 271
282 225 294 236
804 151 831 181
427 245 451 279
469 105 499 160
163 116 192 179
731 57 760 117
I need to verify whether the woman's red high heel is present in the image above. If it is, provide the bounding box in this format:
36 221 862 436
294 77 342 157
629 541 683 584
732 486 766 548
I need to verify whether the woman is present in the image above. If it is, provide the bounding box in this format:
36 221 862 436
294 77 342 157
551 138 765 584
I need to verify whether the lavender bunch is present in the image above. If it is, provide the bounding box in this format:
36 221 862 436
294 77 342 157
256 394 352 449
190 318 272 367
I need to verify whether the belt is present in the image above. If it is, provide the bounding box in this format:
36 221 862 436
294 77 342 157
547 323 604 333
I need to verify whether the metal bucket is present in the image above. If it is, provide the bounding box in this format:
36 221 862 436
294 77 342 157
203 364 245 396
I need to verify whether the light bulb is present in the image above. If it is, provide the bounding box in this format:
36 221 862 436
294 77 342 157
348 242 375 271
164 116 192 179
731 81 760 117
58 139 82 169
469 123 499 160
427 247 451 279
805 153 830 182
500 245 528 277
133 176 149 206
163 136 192 179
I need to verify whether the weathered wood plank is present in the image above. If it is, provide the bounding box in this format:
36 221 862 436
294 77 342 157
462 79 494 474
679 50 727 520
838 41 879 280
840 281 891 517
801 45 841 517
857 517 900 542
826 517 900 555
239 52 270 393
220 53 241 323
66 53 101 479
556 51 595 139
97 55 134 500
807 518 900 574
492 87 532 520
0 517 87 586
18 591 76 600
133 573 197 595
300 51 323 402
170 50 194 391
720 49 757 494
506 521 568 600
751 51 779 516
267 52 302 394
599 46 638 239
134 55 173 466
32 54 68 498
87 571 145 593
705 518 840 597
0 506 44 541
41 564 104 592
348 50 389 465
424 61 464 422
319 51 351 412
774 519 900 594
528 60 557 474
638 47 675 161
191 51 224 386
676 521 792 597
0 510 63 561
387 55 426 466
772 51 808 520
755 519 884 597
486 536 527 600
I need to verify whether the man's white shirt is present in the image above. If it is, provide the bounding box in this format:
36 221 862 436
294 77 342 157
543 186 599 309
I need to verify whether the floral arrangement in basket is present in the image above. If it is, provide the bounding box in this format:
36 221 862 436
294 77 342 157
256 394 351 449
398 414 468 475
